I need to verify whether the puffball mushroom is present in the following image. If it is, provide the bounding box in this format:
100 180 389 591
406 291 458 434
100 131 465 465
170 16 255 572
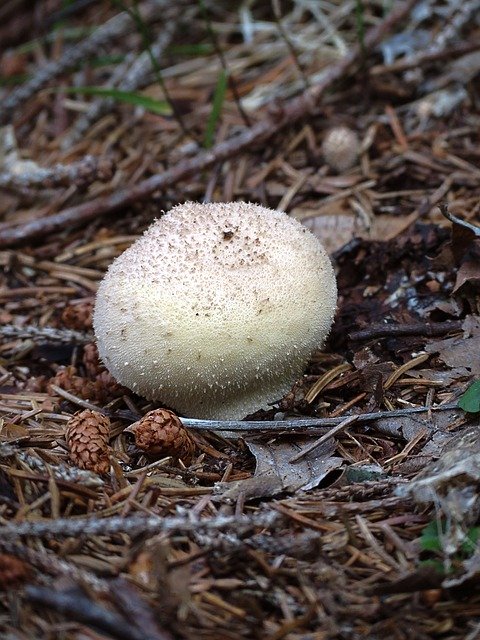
322 126 360 173
93 202 337 420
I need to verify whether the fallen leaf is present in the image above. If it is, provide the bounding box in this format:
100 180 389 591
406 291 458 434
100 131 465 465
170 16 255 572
458 380 480 413
215 438 343 501
299 211 418 254
425 316 480 375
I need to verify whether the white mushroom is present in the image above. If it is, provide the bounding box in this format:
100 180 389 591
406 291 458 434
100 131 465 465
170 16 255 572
93 202 337 420
321 126 360 173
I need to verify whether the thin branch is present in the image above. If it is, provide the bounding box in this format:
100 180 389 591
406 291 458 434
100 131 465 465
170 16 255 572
25 586 147 640
0 510 281 540
370 40 480 76
179 403 459 433
0 324 93 345
0 155 114 191
289 415 359 463
349 320 463 342
109 578 174 640
0 0 418 248
0 540 109 592
65 15 181 146
114 0 193 141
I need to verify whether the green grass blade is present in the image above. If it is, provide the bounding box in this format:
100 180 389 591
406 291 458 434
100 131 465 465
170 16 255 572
204 69 228 149
56 86 172 115
355 0 366 55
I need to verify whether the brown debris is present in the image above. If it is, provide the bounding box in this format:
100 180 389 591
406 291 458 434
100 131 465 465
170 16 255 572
127 409 195 464
60 301 94 331
0 553 31 589
49 363 124 404
65 409 111 474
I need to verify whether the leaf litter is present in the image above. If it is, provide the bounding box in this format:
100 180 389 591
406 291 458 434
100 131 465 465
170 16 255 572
0 0 480 638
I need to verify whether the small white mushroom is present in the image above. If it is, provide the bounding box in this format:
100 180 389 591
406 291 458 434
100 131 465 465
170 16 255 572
93 202 337 420
321 126 360 173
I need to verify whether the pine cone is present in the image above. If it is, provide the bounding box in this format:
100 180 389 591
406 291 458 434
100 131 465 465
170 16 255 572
49 365 85 396
49 365 124 404
0 554 30 589
82 342 102 377
65 409 111 474
127 409 195 463
61 301 93 331
87 371 125 404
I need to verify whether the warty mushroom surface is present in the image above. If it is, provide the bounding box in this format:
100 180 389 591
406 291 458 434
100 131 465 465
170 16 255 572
93 201 337 420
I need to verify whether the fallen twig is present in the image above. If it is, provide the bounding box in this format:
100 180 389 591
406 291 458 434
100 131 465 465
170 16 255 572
0 510 281 540
179 403 459 433
109 578 174 640
0 540 109 593
0 0 418 248
0 154 114 191
0 324 93 345
289 415 359 463
25 585 148 640
371 39 480 76
349 320 463 342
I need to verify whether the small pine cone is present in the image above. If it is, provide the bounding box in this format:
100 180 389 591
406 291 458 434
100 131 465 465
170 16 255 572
82 342 102 378
87 371 125 404
49 365 124 405
66 409 111 474
322 126 359 172
61 301 93 331
48 365 84 396
0 554 30 589
127 409 195 463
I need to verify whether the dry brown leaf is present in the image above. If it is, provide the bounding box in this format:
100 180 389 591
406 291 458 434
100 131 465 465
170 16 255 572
300 211 418 254
215 438 343 501
425 316 480 375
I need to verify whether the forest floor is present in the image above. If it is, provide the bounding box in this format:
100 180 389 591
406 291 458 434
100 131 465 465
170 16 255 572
1 1 480 638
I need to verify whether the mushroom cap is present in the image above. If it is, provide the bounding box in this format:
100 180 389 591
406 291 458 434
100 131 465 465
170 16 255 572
93 202 337 420
322 126 359 173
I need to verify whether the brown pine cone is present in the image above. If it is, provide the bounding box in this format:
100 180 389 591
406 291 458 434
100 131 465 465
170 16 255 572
0 554 30 590
61 301 93 331
49 365 84 396
127 409 195 463
65 409 111 474
82 342 102 378
87 371 125 404
49 365 124 405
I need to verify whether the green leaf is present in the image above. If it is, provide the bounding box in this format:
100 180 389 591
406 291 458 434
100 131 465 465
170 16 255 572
168 43 214 56
0 74 29 86
204 69 228 149
355 0 366 54
419 520 443 553
458 380 480 413
55 86 172 115
419 558 445 574
462 526 480 554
